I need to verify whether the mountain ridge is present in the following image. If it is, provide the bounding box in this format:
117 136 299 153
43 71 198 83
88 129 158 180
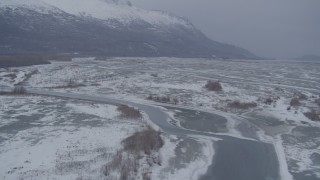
0 0 258 59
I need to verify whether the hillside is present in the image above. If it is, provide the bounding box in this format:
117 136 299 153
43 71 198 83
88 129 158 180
0 0 258 59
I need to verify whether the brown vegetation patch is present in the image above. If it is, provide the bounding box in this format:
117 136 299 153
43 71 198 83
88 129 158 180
122 126 164 155
12 86 27 95
16 70 39 86
290 98 301 106
55 161 89 174
0 86 27 96
227 101 257 109
264 98 274 105
3 73 17 79
257 96 280 105
117 105 142 119
298 93 308 100
150 73 158 77
146 94 179 104
104 151 138 179
104 126 164 180
205 80 222 91
50 80 86 89
304 110 320 121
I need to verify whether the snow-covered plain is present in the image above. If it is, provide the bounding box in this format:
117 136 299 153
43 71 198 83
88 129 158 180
0 95 214 180
1 57 320 179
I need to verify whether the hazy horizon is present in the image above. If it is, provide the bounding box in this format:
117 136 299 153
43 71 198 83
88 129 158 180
131 0 320 59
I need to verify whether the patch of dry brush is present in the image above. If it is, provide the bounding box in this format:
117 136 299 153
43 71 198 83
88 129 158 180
315 98 320 106
15 70 39 86
290 98 301 107
304 110 320 121
51 79 86 89
12 86 27 94
104 126 164 180
122 126 164 155
257 96 280 105
146 94 179 104
292 92 308 100
227 101 257 109
0 86 27 95
104 151 138 180
205 80 222 91
117 105 143 119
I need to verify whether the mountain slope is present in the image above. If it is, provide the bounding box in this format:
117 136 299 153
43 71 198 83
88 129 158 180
0 0 258 59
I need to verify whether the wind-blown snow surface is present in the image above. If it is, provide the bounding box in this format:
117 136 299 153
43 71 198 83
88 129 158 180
0 0 190 27
0 95 214 180
1 57 320 179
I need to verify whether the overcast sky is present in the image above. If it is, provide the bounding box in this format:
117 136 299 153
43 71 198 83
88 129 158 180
131 0 320 58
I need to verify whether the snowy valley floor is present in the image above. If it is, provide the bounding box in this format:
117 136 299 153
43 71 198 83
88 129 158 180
0 95 213 180
0 57 320 179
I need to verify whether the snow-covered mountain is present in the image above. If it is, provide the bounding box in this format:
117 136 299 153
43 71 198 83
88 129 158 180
0 0 258 59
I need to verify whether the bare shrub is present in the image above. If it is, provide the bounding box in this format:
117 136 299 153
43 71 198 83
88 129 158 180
161 96 170 103
117 105 142 119
146 94 179 104
0 86 27 96
120 164 129 180
304 110 320 121
146 94 153 100
16 70 39 86
3 73 17 79
103 152 121 176
11 86 27 95
290 98 301 106
122 126 164 155
315 98 320 106
66 80 85 88
172 98 179 104
205 80 222 91
227 101 257 109
48 79 86 89
63 79 85 88
275 87 284 92
104 151 138 179
142 172 151 180
56 161 88 174
104 127 164 179
293 92 308 100
298 93 308 100
259 96 280 105
264 98 274 105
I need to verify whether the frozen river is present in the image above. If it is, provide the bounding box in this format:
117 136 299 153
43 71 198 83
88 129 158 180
25 87 281 180
1 58 319 179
